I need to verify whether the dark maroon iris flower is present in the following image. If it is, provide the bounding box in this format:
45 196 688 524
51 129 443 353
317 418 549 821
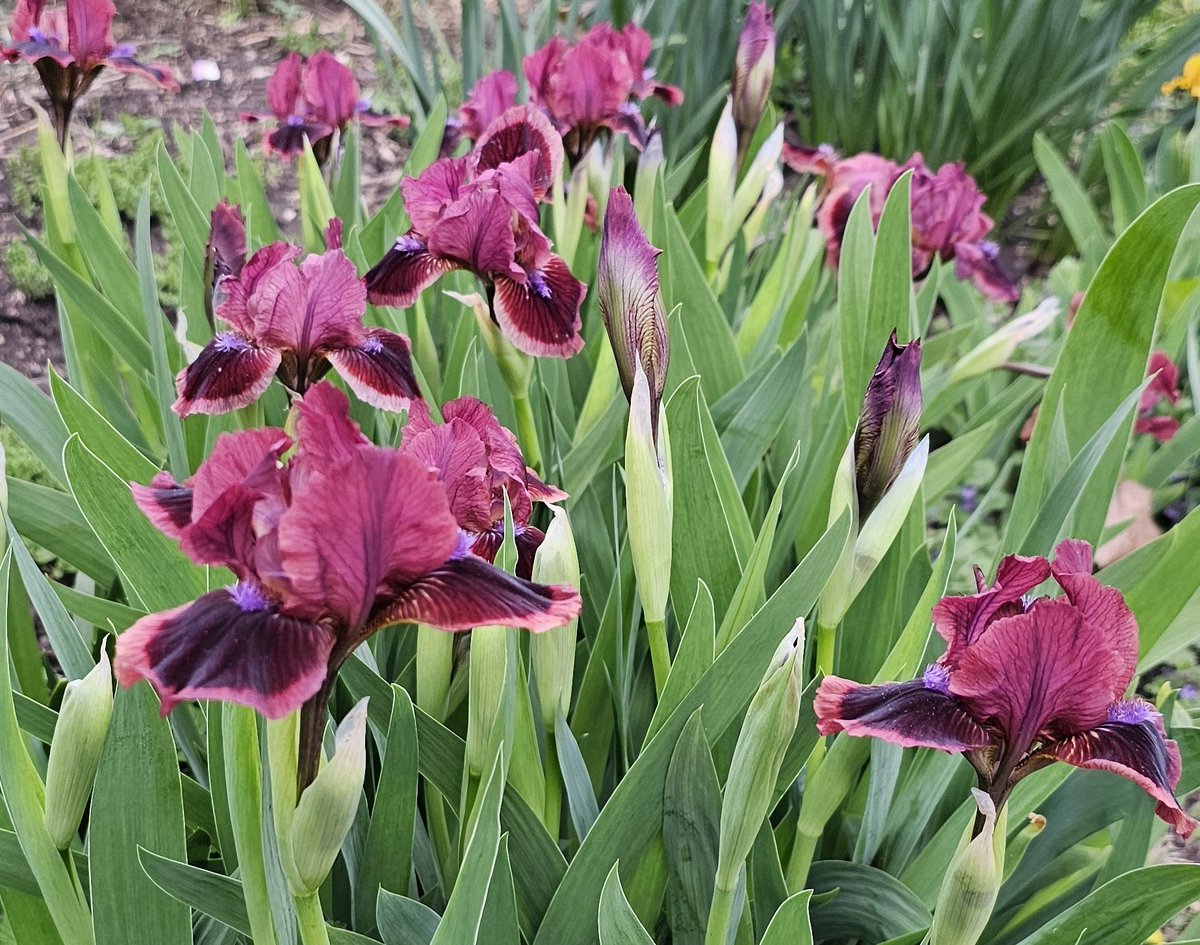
242 51 408 165
2 0 178 148
815 540 1196 837
117 383 581 782
1135 351 1182 443
402 397 567 579
364 106 585 358
175 217 420 417
783 146 1019 304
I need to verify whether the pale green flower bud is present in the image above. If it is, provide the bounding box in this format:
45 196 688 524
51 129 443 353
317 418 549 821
729 123 783 243
705 99 738 267
466 626 510 778
634 131 664 229
929 789 1007 945
289 698 368 895
531 506 581 731
447 290 534 395
715 621 804 889
44 649 114 849
625 361 673 625
946 298 1058 386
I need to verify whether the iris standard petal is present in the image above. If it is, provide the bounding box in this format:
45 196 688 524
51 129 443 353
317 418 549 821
461 70 519 141
474 104 564 197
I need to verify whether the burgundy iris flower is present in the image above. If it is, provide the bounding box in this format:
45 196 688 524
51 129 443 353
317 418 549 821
118 382 581 785
784 146 1019 304
242 51 408 165
1135 351 1182 443
402 397 567 579
364 107 585 358
175 221 420 416
815 540 1197 837
2 0 178 148
460 69 519 142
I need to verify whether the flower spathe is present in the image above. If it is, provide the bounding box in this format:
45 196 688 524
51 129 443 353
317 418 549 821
2 0 178 147
242 51 408 164
402 396 566 579
175 219 420 416
815 540 1196 837
364 109 585 358
117 382 582 721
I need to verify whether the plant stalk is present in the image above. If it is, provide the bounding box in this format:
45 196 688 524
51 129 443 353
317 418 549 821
646 617 671 698
512 391 543 473
223 704 278 945
703 879 738 945
294 893 331 945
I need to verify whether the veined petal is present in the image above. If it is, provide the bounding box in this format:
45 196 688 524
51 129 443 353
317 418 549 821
279 446 459 630
302 50 359 128
179 483 263 576
65 0 114 68
814 673 990 752
327 328 422 412
291 382 368 482
267 51 302 119
401 418 493 533
189 427 290 522
1036 703 1196 838
474 104 564 199
427 189 518 277
206 200 247 288
131 471 193 540
492 255 586 358
364 234 460 308
172 332 281 417
114 584 333 719
525 468 568 503
854 332 922 519
373 553 580 633
400 156 473 234
218 241 302 334
254 248 366 356
461 70 519 141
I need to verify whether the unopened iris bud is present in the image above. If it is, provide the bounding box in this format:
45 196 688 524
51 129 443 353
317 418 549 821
44 649 115 849
705 99 739 268
634 131 664 227
731 1 776 156
947 298 1058 386
531 507 581 731
929 789 1006 945
626 362 673 626
855 331 922 520
289 698 368 895
715 621 804 890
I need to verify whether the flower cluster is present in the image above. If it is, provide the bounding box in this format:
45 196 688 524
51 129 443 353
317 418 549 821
365 106 585 357
117 382 581 721
459 23 683 162
785 146 1019 303
2 0 177 147
243 51 408 164
816 540 1196 837
175 206 420 416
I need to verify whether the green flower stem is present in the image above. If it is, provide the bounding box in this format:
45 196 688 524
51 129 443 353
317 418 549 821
512 391 544 473
223 704 279 945
543 727 563 835
703 879 738 945
266 713 304 895
783 736 826 893
426 786 458 889
815 621 838 679
294 892 331 945
646 617 671 698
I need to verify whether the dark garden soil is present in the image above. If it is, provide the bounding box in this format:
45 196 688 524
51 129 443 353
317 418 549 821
0 0 419 388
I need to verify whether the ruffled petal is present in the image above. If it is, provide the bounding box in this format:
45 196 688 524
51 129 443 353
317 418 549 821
461 70 519 141
400 156 474 234
302 50 359 128
254 248 367 358
814 674 991 752
492 256 585 358
427 189 518 277
401 418 493 533
179 484 262 577
473 104 564 199
373 553 580 633
290 382 368 486
327 328 422 413
172 332 281 417
218 241 302 334
266 51 302 119
364 235 460 308
114 584 334 719
189 427 291 522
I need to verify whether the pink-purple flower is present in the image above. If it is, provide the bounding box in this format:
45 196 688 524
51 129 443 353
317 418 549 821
815 540 1196 837
2 0 178 148
402 397 567 579
784 146 1019 303
175 215 420 416
364 107 585 358
118 381 580 728
242 51 408 165
731 1 775 155
1135 351 1182 443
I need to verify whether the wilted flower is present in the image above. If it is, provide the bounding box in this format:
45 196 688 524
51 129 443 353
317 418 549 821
2 0 178 148
460 69 519 141
784 146 1019 303
730 1 775 156
365 107 585 358
118 383 580 779
524 23 683 162
597 187 669 435
855 332 922 520
1135 351 1182 442
175 228 420 416
816 540 1197 838
242 51 408 165
401 396 567 578
1162 53 1200 98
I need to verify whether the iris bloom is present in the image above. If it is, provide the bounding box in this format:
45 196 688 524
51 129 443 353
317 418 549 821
816 540 1196 837
203 200 247 327
402 397 567 578
243 51 408 165
784 147 1019 303
2 0 177 148
855 332 922 519
365 106 585 358
460 69 519 142
174 218 420 417
1135 351 1182 443
118 383 580 777
1162 54 1200 98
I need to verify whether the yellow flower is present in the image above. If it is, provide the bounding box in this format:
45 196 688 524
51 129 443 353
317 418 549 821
1162 53 1200 97
1145 932 1165 945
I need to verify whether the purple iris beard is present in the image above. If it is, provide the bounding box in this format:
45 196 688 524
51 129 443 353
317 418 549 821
1108 700 1155 725
528 269 552 299
229 582 271 612
923 663 951 694
394 234 424 253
